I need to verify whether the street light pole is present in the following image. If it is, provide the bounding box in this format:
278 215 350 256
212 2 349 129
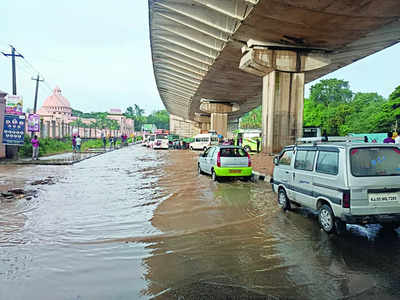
31 74 44 114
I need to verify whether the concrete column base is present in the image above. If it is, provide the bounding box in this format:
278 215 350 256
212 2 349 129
262 71 304 154
211 113 228 138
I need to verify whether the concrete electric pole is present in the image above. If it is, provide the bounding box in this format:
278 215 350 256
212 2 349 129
31 74 44 114
1 45 24 159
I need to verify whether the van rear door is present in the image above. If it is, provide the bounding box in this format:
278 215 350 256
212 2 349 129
348 146 400 215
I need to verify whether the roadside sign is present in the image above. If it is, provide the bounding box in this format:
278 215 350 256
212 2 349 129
5 95 23 115
2 114 25 145
27 114 40 132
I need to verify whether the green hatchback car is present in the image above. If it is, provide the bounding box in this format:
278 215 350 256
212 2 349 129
198 146 252 181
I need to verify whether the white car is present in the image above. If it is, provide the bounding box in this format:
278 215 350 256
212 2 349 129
153 134 169 150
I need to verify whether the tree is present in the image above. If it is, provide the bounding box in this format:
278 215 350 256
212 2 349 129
310 79 353 104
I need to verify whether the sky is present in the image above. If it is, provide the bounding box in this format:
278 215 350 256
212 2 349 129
0 1 399 115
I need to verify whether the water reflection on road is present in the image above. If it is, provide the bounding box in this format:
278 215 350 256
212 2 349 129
1 146 400 299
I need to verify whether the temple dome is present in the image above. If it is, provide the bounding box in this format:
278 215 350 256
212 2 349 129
38 86 72 116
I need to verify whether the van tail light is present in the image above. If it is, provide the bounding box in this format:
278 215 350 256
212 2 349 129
247 152 252 167
217 151 221 167
342 190 350 208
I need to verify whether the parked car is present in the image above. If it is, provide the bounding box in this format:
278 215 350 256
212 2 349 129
198 145 252 181
153 133 169 150
271 136 400 234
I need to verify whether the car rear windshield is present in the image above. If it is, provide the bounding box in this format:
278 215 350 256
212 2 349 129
156 134 167 139
350 147 400 177
220 148 247 157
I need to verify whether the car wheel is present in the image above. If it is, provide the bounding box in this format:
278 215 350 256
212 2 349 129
190 146 193 150
277 188 290 211
318 204 336 234
198 164 203 175
212 169 219 182
203 147 207 151
381 223 398 232
244 145 251 153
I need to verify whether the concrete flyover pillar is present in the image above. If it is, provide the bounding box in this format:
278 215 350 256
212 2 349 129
193 113 211 133
199 102 239 138
240 42 331 153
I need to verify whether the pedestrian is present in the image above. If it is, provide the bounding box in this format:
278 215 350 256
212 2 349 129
102 136 107 149
256 138 261 153
371 139 377 143
113 136 117 148
31 135 40 160
364 136 369 143
76 135 82 152
109 136 113 150
383 132 395 144
395 131 400 144
72 136 77 153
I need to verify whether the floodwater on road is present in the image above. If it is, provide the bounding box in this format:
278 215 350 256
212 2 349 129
1 146 400 299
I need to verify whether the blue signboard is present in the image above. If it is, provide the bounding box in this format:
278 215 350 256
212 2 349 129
2 114 25 145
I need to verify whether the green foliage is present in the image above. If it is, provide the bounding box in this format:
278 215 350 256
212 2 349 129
310 79 353 104
124 105 169 131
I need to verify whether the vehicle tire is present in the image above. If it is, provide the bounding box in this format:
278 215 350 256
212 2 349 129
318 204 336 234
198 164 203 175
277 188 291 211
203 147 207 151
212 169 219 182
243 175 252 182
244 145 251 153
190 146 193 150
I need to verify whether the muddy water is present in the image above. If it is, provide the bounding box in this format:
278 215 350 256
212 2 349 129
1 146 400 299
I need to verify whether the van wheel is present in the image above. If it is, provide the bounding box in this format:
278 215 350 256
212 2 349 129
381 223 398 232
190 146 193 150
212 169 219 182
198 164 203 175
277 189 290 211
318 204 336 234
203 147 207 151
244 145 251 153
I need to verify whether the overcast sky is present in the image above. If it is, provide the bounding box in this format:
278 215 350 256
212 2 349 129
0 1 399 115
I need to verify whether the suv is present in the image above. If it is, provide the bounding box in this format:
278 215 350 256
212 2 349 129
271 137 400 234
198 145 252 181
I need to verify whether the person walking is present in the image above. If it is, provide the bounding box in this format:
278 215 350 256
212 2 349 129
256 138 261 153
113 136 117 148
76 135 82 152
395 131 400 144
109 136 113 150
72 136 77 153
31 135 40 160
383 132 395 144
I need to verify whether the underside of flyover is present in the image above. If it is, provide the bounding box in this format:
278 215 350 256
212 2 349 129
149 0 400 150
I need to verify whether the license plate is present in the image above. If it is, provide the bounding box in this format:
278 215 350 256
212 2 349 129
368 193 399 202
229 169 241 174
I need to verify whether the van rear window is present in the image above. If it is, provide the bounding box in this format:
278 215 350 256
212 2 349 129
350 147 400 177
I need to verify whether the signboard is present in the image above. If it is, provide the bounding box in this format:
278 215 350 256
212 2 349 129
2 114 25 145
27 114 40 132
5 95 23 115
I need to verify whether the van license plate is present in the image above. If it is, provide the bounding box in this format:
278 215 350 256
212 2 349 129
368 193 399 202
229 169 241 174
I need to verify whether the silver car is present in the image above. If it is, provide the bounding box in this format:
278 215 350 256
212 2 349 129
272 138 400 234
198 146 253 181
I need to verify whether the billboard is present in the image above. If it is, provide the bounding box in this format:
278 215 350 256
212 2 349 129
2 114 25 145
27 114 40 132
5 95 23 115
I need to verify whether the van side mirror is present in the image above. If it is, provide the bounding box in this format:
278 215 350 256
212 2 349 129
273 156 279 166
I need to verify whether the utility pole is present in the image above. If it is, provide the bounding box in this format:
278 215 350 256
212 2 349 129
31 74 44 114
2 45 24 159
2 45 23 95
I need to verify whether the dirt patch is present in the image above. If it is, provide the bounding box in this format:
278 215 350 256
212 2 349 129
251 152 275 176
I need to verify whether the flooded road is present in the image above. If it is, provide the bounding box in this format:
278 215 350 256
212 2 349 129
1 146 400 299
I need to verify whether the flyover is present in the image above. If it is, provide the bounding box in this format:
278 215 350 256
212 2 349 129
148 0 400 153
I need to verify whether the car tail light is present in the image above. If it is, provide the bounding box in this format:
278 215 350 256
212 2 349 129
342 190 350 208
247 152 251 167
217 151 221 167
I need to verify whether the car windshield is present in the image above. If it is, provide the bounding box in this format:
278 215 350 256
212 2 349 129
220 148 247 157
350 147 400 176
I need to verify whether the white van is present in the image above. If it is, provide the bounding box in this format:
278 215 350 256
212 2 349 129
189 133 219 151
272 136 400 234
